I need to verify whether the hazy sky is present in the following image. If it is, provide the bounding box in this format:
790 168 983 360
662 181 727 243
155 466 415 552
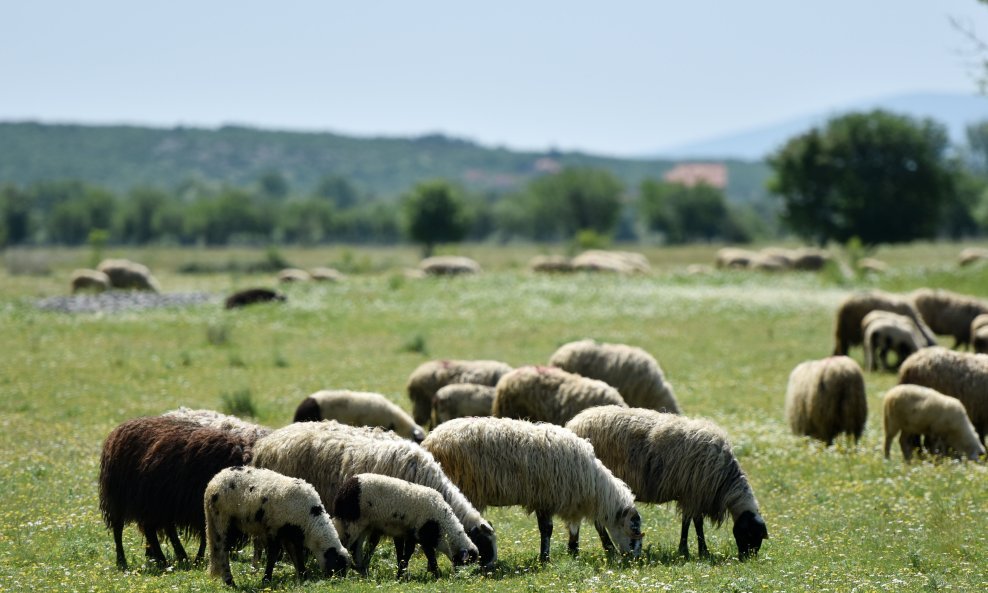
3 1 987 155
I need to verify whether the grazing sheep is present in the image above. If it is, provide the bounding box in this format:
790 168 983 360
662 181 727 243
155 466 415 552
571 250 649 274
529 255 574 273
98 416 252 569
882 384 985 461
309 267 345 282
790 247 831 271
163 407 272 445
832 290 936 355
419 256 481 276
548 339 681 413
970 314 988 353
958 247 988 267
292 390 425 443
97 258 160 292
278 268 312 283
566 406 768 560
421 417 642 563
857 257 888 274
911 288 988 349
492 365 627 425
70 268 110 293
898 347 988 444
784 356 867 445
204 466 350 586
406 359 513 427
715 247 759 269
224 287 286 309
251 421 497 569
432 383 496 426
333 473 478 578
861 311 927 372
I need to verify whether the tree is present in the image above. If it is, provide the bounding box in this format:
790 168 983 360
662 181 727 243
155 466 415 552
768 110 960 245
639 179 748 244
0 185 33 246
525 167 624 241
402 180 470 256
314 175 360 209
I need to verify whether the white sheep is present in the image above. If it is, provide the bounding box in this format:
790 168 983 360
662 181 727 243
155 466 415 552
832 290 936 355
309 267 345 282
566 406 767 560
70 269 109 293
431 383 495 426
204 466 350 586
421 416 643 563
97 258 160 292
911 288 988 349
715 247 759 269
418 255 481 276
882 384 985 461
278 268 312 283
571 250 650 274
548 339 680 413
970 314 988 353
251 420 498 569
784 356 867 445
406 359 513 427
293 390 425 442
898 347 988 445
861 311 926 372
492 365 627 425
332 473 478 578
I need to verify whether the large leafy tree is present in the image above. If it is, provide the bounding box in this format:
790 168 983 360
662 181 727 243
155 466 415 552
768 110 959 245
639 179 747 244
402 179 470 256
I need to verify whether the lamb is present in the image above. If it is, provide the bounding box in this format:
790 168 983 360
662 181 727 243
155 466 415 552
70 268 110 293
566 406 768 560
548 339 681 413
492 365 627 425
832 290 936 355
292 390 426 442
432 383 496 426
861 311 926 372
333 473 478 578
98 415 252 569
204 466 350 586
97 258 160 291
784 356 867 445
224 287 286 309
911 288 988 349
421 416 643 563
251 420 497 568
971 314 988 353
898 347 988 444
406 359 513 427
882 384 985 461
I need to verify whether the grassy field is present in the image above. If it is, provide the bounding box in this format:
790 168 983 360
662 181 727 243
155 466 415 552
1 242 987 593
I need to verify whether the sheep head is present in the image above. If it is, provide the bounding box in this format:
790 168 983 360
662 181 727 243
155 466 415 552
733 510 767 560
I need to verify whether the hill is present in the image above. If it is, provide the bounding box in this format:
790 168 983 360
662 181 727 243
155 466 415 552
0 122 770 203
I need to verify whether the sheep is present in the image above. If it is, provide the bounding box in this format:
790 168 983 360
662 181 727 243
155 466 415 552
251 420 498 569
163 407 272 445
204 466 350 586
97 258 160 292
292 390 426 443
571 250 649 274
882 384 985 461
492 365 627 426
971 314 988 353
715 247 759 269
857 257 888 274
309 267 345 282
224 287 286 309
832 290 936 355
911 288 988 349
332 473 478 578
790 247 831 271
421 416 643 563
406 359 513 427
70 268 109 293
958 247 988 267
861 311 927 372
98 415 252 569
529 255 574 273
418 256 481 276
566 406 768 560
784 356 867 445
898 347 988 445
432 383 496 426
278 268 312 283
548 339 681 414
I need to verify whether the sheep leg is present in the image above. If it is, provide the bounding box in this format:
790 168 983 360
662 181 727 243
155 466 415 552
393 536 412 579
899 432 916 461
262 538 281 583
142 524 168 567
536 511 553 563
694 517 709 559
193 535 206 565
361 532 382 573
112 519 128 569
678 516 691 559
567 522 580 556
284 537 307 581
593 520 615 553
163 525 188 563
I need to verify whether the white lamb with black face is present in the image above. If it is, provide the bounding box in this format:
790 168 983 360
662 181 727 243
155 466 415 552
204 466 350 587
332 473 479 578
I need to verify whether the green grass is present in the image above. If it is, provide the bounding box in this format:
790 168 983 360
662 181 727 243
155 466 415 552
1 243 988 592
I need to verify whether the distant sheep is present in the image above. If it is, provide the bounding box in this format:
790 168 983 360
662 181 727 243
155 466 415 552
251 421 497 569
309 267 345 282
566 406 767 560
419 256 481 276
529 255 574 273
421 417 643 563
882 384 985 461
406 359 513 427
790 247 831 271
293 390 425 442
958 247 988 267
98 416 252 569
548 339 680 413
492 365 627 425
333 473 478 578
715 248 758 269
861 311 926 372
911 288 988 349
784 356 867 445
571 250 649 274
857 257 888 274
204 466 350 586
97 258 160 292
70 269 109 293
898 347 988 445
832 290 936 355
971 314 988 353
432 383 495 426
278 268 312 283
224 287 286 309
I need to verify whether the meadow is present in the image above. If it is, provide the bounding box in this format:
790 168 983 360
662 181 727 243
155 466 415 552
1 242 986 593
